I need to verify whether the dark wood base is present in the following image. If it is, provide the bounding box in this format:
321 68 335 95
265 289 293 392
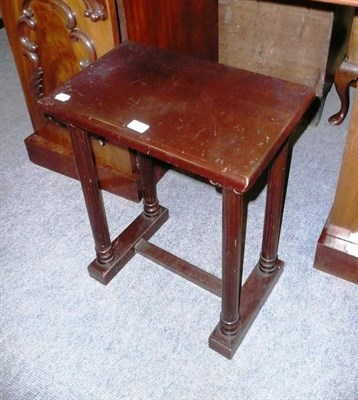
90 214 284 358
88 206 169 285
209 260 284 359
135 238 222 297
25 132 142 202
314 225 358 284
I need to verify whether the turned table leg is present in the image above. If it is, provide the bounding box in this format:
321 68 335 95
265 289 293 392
219 188 246 337
137 153 160 218
69 128 169 285
258 142 289 274
209 143 289 359
68 125 114 265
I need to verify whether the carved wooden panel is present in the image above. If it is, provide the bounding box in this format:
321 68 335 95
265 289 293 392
82 0 107 21
17 0 95 101
4 0 135 177
14 0 117 110
3 1 220 199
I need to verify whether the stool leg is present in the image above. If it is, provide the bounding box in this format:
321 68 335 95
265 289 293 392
137 153 160 217
259 142 289 274
210 145 287 358
220 188 246 336
68 125 114 265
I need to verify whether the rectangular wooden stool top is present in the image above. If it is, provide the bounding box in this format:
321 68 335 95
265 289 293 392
39 41 315 192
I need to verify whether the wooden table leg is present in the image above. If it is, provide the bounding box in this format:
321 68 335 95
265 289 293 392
219 188 246 337
68 125 115 265
258 142 289 274
69 127 169 285
209 143 288 359
137 153 160 218
209 188 247 358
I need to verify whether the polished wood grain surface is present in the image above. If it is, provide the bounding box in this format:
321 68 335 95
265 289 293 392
38 41 314 192
119 0 218 61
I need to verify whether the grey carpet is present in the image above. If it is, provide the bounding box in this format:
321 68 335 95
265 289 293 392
1 29 357 400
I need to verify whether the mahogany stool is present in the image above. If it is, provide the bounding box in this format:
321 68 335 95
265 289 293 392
38 42 315 359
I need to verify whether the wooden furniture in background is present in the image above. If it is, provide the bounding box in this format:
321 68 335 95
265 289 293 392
2 0 217 201
38 41 315 358
119 0 218 61
314 96 358 283
328 13 358 125
328 59 358 125
3 1 355 201
2 1 138 198
219 0 355 121
314 9 358 284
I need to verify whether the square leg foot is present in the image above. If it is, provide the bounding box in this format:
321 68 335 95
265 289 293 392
88 206 169 285
209 260 284 359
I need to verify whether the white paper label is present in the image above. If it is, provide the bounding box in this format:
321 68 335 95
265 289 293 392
55 93 71 102
126 119 150 133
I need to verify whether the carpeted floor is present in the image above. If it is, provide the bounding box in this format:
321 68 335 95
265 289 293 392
1 29 357 400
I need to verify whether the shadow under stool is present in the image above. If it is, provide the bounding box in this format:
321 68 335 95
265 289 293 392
38 42 315 359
